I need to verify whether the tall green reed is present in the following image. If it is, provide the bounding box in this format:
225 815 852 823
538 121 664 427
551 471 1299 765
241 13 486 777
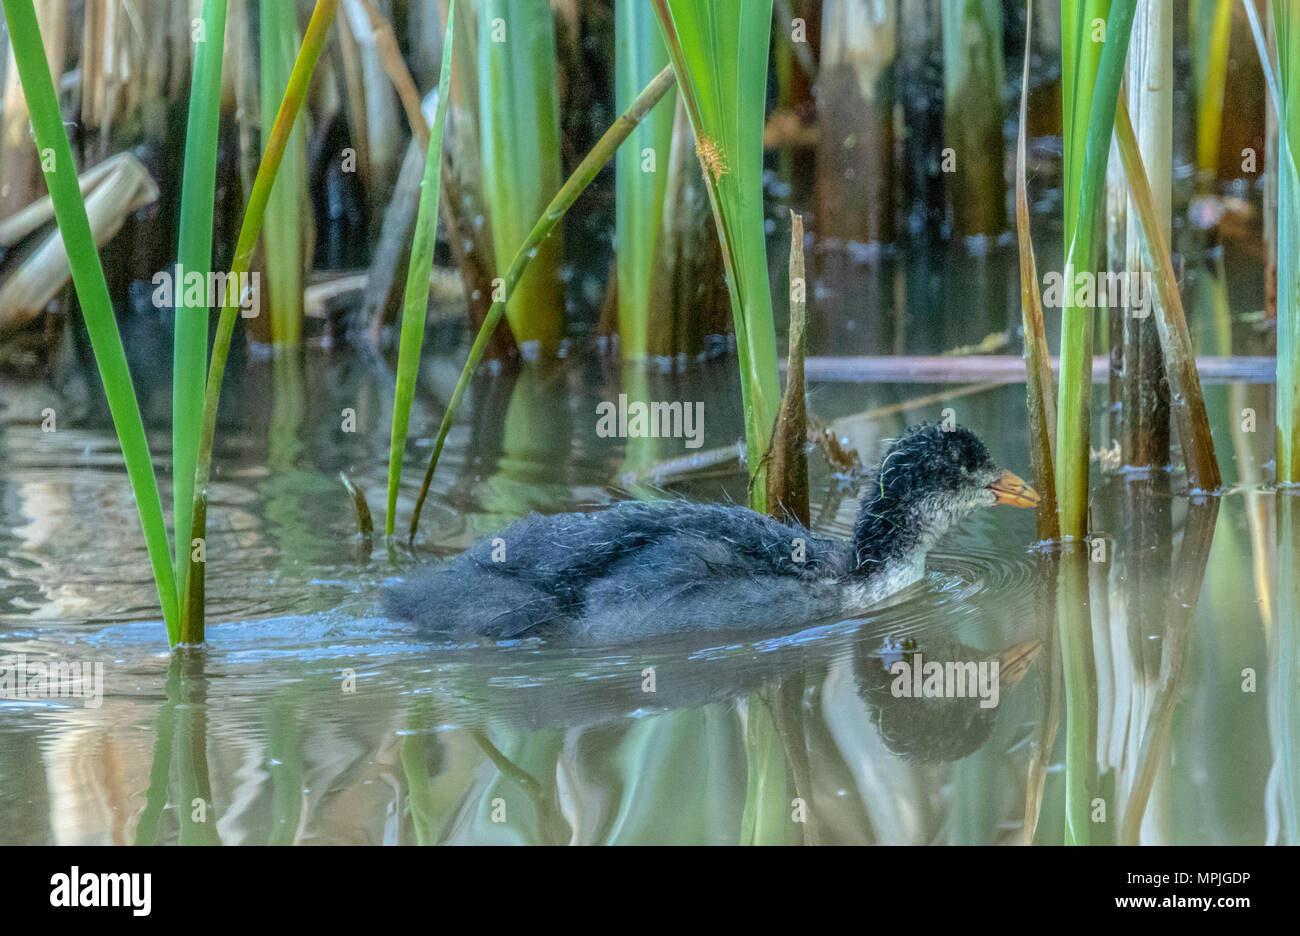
260 0 307 346
183 0 341 642
615 0 675 360
2 0 180 640
386 0 457 538
477 0 565 349
1243 0 1299 482
1275 1 1300 482
1056 0 1136 538
173 0 229 617
651 0 780 512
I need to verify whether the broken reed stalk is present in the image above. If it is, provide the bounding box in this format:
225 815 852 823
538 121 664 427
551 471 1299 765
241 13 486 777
406 64 678 541
182 0 341 643
1014 0 1059 541
763 211 810 527
1113 94 1221 492
1115 0 1173 472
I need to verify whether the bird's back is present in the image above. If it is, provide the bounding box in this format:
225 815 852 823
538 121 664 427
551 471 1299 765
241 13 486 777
383 500 855 643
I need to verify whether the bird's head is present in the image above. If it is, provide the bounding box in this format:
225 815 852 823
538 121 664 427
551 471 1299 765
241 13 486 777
853 424 1039 570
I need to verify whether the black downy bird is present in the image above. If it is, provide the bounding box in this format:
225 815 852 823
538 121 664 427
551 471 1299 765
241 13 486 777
383 424 1039 645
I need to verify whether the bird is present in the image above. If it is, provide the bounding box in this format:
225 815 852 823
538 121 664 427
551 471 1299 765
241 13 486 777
383 424 1039 645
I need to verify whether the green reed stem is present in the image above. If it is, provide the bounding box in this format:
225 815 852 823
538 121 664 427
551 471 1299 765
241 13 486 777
260 0 307 346
477 0 565 348
385 0 456 537
615 0 675 359
173 0 228 613
408 64 678 541
652 0 781 512
1274 1 1300 482
182 0 340 643
1056 0 1136 538
1 0 179 640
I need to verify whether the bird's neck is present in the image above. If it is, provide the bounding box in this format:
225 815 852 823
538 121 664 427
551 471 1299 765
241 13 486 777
851 488 950 577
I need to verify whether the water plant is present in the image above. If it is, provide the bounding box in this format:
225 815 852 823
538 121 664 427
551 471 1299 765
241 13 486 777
651 0 780 512
1112 94 1220 491
386 0 457 538
614 0 675 360
260 0 308 347
1056 0 1136 538
477 0 565 350
1273 0 1300 483
182 0 341 642
1109 0 1172 470
172 0 228 616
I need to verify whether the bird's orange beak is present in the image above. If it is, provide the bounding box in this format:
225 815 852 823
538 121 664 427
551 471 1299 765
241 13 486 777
988 469 1040 508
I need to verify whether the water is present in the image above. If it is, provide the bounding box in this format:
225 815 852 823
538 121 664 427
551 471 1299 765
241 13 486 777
0 338 1288 844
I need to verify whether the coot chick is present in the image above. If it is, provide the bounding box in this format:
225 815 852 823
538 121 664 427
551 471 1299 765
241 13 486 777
384 424 1038 644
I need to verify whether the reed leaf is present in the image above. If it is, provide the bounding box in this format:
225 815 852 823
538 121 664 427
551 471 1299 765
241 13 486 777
1273 1 1300 482
385 0 457 538
1056 0 1136 538
615 0 675 359
183 0 341 643
1 0 179 641
651 0 781 512
477 0 565 349
261 0 307 346
408 65 678 540
173 0 229 611
1112 94 1221 491
1242 0 1300 482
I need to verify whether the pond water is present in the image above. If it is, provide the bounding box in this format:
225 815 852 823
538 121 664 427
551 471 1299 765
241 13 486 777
0 302 1291 843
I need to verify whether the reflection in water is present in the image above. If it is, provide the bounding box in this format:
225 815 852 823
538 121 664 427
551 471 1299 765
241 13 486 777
0 347 1285 844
